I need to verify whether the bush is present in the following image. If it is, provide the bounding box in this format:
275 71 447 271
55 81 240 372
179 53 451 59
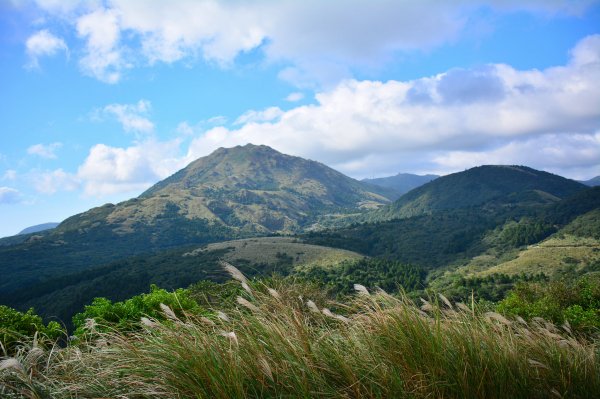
72 285 204 336
0 306 63 354
497 275 600 332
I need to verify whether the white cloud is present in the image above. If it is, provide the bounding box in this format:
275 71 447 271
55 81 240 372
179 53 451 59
25 29 68 68
76 7 126 83
234 107 284 125
102 100 154 134
0 187 22 204
27 142 63 159
34 34 600 197
285 92 304 102
31 168 79 194
184 34 600 178
433 132 600 178
77 140 184 196
32 0 598 85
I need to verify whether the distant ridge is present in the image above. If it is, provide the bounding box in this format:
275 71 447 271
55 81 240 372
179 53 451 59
580 176 600 187
362 173 439 198
18 222 59 235
370 165 587 221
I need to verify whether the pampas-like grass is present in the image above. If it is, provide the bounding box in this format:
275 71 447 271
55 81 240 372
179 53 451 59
2 276 599 399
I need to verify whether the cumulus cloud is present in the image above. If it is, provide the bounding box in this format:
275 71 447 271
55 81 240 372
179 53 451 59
285 92 304 102
101 100 154 135
31 169 80 194
0 187 22 204
27 142 63 159
31 0 597 85
25 29 68 69
234 107 284 125
76 7 126 83
40 34 600 196
77 140 184 196
184 34 600 178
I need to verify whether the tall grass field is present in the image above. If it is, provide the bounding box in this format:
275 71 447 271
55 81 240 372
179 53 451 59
1 264 598 398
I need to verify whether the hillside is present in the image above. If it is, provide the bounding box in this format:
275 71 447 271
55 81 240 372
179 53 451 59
370 165 587 221
0 144 393 295
305 181 599 270
362 173 439 197
1 237 362 328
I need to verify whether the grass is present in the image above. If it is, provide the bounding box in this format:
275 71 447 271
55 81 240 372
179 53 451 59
186 237 364 270
473 235 600 278
1 270 599 398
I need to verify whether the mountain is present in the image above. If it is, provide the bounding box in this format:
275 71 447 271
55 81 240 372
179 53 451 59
18 222 59 235
362 173 439 198
370 165 587 221
580 176 600 186
0 144 394 295
305 167 596 268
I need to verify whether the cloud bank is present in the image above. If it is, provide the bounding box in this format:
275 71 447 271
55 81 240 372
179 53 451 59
30 0 599 85
61 34 600 197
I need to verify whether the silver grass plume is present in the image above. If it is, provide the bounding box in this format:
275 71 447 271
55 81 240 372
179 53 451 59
484 312 512 326
160 303 181 322
220 331 238 345
217 311 230 322
267 287 280 299
141 317 159 328
354 284 370 296
0 358 24 373
438 293 453 309
221 261 248 283
237 296 259 312
306 300 320 313
322 308 350 323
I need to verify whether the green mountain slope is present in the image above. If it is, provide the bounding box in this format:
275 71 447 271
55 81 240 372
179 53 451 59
1 238 362 328
370 165 586 221
0 144 393 295
305 176 598 270
362 173 439 198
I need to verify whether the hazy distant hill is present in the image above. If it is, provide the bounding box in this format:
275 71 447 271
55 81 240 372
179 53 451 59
18 222 59 235
370 165 587 221
362 173 439 198
580 176 600 186
0 144 394 295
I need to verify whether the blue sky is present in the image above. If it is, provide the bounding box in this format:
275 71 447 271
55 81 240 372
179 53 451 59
1 0 599 237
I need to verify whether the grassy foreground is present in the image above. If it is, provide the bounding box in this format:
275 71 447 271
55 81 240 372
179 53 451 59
1 270 599 398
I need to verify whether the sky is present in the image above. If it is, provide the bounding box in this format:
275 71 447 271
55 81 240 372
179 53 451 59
1 0 600 237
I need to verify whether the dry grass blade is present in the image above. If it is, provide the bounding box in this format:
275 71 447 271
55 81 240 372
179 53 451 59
267 288 280 299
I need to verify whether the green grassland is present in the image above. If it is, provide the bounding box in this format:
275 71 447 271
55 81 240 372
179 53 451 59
187 236 363 270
